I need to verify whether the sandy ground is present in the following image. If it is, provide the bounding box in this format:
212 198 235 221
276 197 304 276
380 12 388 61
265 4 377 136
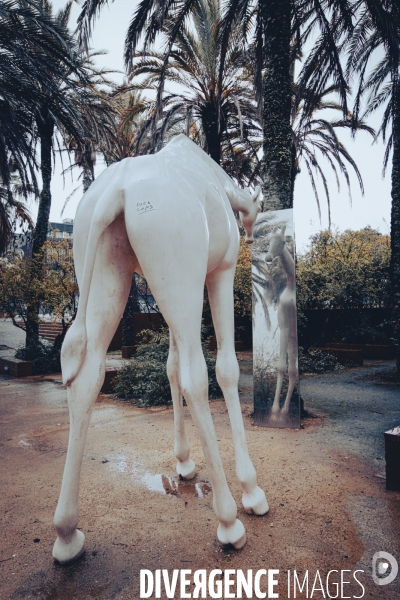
0 328 400 598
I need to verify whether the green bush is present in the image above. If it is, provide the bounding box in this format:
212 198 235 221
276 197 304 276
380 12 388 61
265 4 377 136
298 347 345 374
113 329 221 407
15 339 61 375
336 321 390 345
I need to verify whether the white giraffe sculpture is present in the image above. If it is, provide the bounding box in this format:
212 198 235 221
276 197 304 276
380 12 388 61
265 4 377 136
53 134 269 564
265 226 298 416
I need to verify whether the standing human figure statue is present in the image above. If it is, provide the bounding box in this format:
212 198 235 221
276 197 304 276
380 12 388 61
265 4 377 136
265 226 298 416
52 134 268 564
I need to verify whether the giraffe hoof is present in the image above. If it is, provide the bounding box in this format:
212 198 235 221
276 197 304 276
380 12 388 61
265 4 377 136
242 486 269 515
52 529 85 564
176 459 196 480
217 519 246 549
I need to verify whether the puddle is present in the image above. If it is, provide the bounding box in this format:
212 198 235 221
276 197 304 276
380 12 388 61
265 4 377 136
144 473 212 498
111 455 211 499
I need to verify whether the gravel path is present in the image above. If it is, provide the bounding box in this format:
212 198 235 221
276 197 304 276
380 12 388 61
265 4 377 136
301 361 400 468
301 361 400 592
0 327 399 598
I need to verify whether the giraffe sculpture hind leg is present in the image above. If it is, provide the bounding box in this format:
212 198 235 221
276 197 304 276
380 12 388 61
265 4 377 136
167 331 196 479
53 217 135 564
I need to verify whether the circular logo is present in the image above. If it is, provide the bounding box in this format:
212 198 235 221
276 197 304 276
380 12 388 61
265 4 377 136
372 552 398 586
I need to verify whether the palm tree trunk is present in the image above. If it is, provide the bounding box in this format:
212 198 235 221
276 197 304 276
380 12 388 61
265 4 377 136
290 142 298 206
262 0 292 211
25 112 55 349
202 104 222 164
390 84 400 372
82 164 93 193
82 142 95 193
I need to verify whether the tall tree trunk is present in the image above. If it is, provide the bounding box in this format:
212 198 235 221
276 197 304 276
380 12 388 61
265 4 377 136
290 142 298 206
25 110 55 349
262 0 293 211
82 163 94 193
202 103 222 164
390 84 400 372
81 141 95 193
122 275 140 347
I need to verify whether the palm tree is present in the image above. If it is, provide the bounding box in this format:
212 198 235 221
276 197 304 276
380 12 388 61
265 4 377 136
291 81 374 223
126 0 261 183
61 54 118 199
347 0 400 370
61 86 147 215
100 87 151 164
0 174 34 255
251 78 372 322
260 0 358 210
0 0 89 195
76 0 357 208
21 1 114 349
0 0 101 347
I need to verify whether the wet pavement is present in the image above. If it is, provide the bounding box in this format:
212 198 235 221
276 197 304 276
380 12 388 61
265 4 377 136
0 353 399 598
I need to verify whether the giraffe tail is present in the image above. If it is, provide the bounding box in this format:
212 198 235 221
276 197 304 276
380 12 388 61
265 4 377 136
61 188 124 386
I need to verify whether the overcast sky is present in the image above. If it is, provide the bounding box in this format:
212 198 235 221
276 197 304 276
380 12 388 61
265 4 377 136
42 0 392 251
